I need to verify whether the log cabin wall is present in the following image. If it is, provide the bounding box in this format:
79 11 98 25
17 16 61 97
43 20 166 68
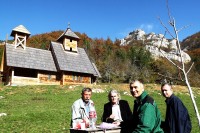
2 65 11 85
9 68 61 85
3 67 94 85
62 72 91 85
1 54 11 85
12 76 39 85
10 67 38 85
38 71 60 85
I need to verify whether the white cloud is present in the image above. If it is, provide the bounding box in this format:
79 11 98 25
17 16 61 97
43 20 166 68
117 24 154 39
139 24 154 33
118 27 134 39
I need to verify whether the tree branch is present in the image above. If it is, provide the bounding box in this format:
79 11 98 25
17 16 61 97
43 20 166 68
153 27 183 70
157 72 184 81
166 0 173 21
186 62 194 74
158 17 175 39
159 49 183 70
177 24 192 33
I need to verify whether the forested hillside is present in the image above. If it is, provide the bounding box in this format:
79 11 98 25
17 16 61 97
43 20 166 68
1 30 200 87
182 31 200 51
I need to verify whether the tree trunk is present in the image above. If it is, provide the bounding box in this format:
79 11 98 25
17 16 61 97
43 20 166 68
184 72 200 126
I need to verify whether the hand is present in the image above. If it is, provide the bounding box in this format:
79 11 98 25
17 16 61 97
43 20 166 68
113 121 120 126
82 118 89 128
109 114 115 119
85 122 89 128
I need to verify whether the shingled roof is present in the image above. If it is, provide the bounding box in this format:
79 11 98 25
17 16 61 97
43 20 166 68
10 25 31 37
57 28 80 43
50 41 101 77
5 43 57 72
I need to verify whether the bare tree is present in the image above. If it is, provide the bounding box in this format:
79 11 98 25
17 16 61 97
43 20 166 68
157 0 200 127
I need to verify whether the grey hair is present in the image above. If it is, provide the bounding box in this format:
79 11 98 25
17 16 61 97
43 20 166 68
81 87 92 94
108 90 121 102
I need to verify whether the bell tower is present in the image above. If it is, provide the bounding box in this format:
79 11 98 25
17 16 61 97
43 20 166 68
10 25 31 49
57 23 80 52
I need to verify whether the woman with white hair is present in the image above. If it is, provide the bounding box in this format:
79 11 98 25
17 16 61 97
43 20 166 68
102 90 132 133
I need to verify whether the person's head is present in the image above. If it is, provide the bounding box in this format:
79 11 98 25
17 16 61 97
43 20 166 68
161 83 173 98
108 90 121 104
81 87 92 103
130 80 144 98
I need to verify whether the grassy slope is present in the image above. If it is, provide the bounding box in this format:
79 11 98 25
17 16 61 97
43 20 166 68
0 84 199 133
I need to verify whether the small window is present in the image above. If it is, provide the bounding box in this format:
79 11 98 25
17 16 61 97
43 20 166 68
75 76 78 80
48 75 51 80
80 76 83 82
72 75 78 81
72 75 80 81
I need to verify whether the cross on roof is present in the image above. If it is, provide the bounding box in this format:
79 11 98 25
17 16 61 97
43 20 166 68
68 22 70 29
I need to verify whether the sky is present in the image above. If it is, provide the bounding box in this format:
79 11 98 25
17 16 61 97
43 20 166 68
1 0 200 41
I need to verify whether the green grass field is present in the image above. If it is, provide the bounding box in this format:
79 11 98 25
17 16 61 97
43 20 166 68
0 84 199 133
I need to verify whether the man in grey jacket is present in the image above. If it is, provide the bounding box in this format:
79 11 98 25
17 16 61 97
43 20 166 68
71 87 97 129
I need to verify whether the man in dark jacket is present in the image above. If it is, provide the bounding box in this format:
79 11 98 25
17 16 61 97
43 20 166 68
130 80 163 133
161 83 192 133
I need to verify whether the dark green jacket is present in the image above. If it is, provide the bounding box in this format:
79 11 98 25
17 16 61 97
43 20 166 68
132 91 163 133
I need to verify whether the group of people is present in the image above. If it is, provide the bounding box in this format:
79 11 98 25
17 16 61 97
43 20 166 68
71 80 192 133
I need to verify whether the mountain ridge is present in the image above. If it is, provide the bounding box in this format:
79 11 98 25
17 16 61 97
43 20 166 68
120 29 192 63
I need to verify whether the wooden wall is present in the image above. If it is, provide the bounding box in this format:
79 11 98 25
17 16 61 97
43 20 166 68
38 72 60 85
4 68 94 86
62 72 91 85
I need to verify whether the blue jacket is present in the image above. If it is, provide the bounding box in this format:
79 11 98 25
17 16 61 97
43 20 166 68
163 94 192 133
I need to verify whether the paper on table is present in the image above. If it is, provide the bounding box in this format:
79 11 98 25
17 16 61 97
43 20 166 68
99 122 118 129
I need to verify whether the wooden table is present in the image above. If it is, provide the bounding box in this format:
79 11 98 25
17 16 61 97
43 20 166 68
70 127 121 133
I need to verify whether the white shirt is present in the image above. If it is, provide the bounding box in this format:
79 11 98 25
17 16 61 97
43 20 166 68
71 98 97 127
112 104 122 121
